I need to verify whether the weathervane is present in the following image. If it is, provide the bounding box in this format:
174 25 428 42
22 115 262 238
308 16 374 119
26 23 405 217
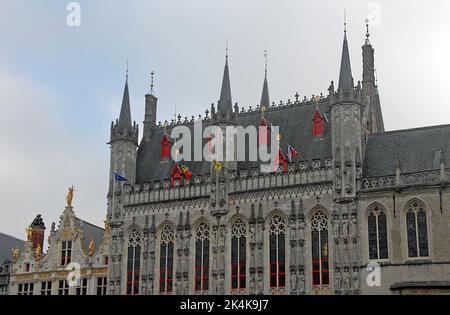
150 71 155 94
365 18 371 44
263 49 268 75
344 10 347 33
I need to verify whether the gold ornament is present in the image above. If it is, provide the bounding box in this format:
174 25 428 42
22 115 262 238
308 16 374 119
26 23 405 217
25 226 32 241
12 248 20 261
35 244 42 260
88 239 94 257
66 185 75 207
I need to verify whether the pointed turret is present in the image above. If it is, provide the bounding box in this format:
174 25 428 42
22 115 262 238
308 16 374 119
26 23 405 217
109 71 139 144
217 54 233 121
338 30 354 97
118 76 132 131
362 20 385 133
260 51 270 109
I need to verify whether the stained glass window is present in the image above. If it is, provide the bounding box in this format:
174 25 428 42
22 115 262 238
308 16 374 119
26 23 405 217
367 204 389 260
231 219 247 290
159 225 175 294
406 200 429 258
311 210 329 287
126 229 142 295
195 222 210 292
269 215 286 288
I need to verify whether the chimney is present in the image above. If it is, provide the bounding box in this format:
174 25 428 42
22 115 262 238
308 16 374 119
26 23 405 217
30 215 46 253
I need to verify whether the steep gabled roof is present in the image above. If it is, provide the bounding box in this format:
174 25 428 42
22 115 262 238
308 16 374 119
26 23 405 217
363 124 450 177
0 232 24 264
136 100 332 184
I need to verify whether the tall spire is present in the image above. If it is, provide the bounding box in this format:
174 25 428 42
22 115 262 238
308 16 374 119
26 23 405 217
118 64 132 131
260 50 270 109
218 44 233 120
338 22 354 95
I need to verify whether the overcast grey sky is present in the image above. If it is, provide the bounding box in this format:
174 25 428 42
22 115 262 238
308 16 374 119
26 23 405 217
0 0 449 242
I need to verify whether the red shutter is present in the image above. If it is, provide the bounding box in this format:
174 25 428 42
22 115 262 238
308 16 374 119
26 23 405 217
313 110 324 137
161 134 171 160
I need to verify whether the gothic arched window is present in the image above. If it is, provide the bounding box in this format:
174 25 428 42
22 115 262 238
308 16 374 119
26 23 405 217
195 222 210 292
368 204 389 260
126 229 142 295
311 210 329 287
159 225 175 293
231 219 247 290
269 215 286 288
406 200 429 258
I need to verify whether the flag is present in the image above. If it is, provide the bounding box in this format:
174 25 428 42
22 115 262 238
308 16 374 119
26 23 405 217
275 149 288 173
287 144 298 162
212 160 223 172
114 172 128 182
179 163 193 181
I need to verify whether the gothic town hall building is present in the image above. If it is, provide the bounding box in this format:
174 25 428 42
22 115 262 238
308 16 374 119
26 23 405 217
106 26 450 295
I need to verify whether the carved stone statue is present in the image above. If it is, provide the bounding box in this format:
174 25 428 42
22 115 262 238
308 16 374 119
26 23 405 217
290 270 298 293
218 273 225 295
342 268 351 291
66 185 75 207
352 266 360 289
341 214 349 238
249 273 256 294
350 213 358 237
257 272 264 294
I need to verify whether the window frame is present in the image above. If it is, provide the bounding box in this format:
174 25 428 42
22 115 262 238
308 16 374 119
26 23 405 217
195 222 210 292
405 199 430 260
40 281 52 295
367 204 389 261
159 225 175 294
311 209 329 289
231 219 247 291
268 215 286 289
60 240 72 266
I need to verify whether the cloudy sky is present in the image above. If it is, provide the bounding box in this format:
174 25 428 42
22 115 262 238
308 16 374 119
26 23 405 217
1 0 449 242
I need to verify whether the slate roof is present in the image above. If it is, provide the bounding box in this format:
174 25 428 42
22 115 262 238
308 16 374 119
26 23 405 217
0 233 24 264
77 220 104 253
136 100 333 184
363 124 450 178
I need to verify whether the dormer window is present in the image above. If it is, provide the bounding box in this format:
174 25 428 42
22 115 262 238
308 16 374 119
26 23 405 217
312 110 325 138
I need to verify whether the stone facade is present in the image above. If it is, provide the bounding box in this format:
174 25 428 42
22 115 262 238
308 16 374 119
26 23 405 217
9 209 109 295
105 26 450 295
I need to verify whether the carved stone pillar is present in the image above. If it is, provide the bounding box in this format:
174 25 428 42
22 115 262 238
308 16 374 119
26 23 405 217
249 204 257 295
297 199 306 295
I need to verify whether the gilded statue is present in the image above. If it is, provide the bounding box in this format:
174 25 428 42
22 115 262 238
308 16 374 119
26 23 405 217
104 220 111 234
35 244 42 260
88 239 94 256
12 248 20 261
66 185 75 207
25 226 32 241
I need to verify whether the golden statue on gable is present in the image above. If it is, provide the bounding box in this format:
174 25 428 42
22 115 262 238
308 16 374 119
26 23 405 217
66 185 75 207
35 244 42 260
12 248 20 261
88 239 94 257
25 226 32 241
